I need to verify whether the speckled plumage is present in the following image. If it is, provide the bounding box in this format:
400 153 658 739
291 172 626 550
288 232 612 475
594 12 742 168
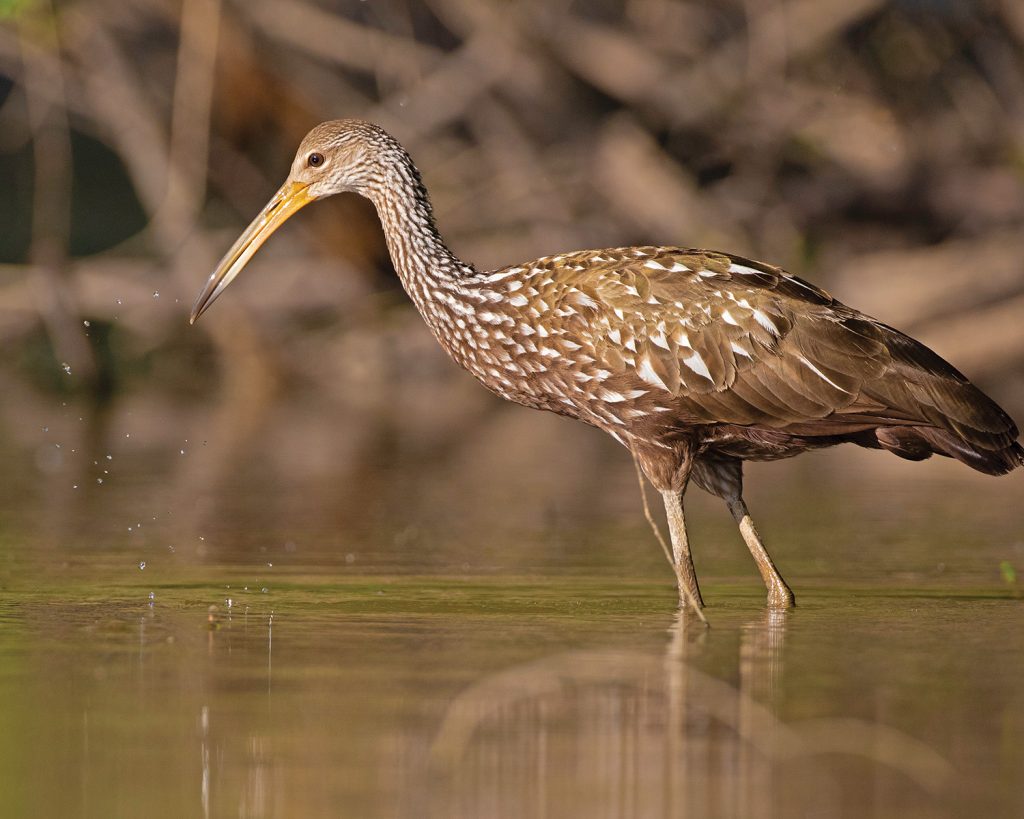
437 246 1022 475
192 120 1023 611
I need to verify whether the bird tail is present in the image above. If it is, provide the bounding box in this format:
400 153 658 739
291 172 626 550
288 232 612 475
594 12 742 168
908 427 1024 476
864 324 1022 476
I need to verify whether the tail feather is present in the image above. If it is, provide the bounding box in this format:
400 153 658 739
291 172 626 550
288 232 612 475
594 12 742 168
862 323 1022 475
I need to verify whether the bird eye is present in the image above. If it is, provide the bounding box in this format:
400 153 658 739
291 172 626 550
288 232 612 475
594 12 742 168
307 152 325 168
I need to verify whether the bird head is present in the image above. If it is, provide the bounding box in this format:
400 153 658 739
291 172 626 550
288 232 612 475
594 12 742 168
189 119 397 323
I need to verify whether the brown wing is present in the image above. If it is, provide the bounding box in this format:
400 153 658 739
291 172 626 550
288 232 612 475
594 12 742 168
553 248 875 423
551 247 1020 469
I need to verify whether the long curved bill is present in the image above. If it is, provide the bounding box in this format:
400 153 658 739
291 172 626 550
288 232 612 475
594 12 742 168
190 180 314 324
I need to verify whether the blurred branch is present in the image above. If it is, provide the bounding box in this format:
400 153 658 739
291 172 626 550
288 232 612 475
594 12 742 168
594 113 742 249
549 0 885 127
242 0 440 84
161 0 222 239
364 31 518 143
18 1 96 383
61 10 170 221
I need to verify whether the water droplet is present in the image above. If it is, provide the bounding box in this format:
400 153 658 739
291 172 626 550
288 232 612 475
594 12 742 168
179 449 185 455
116 298 123 305
72 484 78 489
106 454 112 460
267 562 273 568
148 592 155 600
83 320 91 327
261 587 268 594
96 478 103 484
139 561 146 570
152 291 160 298
225 598 233 608
42 426 48 432
61 362 71 375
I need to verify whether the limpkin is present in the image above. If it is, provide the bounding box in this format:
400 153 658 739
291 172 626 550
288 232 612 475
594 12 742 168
191 120 1023 611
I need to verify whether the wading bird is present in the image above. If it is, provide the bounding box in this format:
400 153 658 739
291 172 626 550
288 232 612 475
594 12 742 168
191 120 1023 611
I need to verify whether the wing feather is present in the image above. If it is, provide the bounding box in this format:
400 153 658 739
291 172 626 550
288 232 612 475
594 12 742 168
530 246 1017 463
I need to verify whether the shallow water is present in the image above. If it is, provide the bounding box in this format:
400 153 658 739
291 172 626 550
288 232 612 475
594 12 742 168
0 392 1022 818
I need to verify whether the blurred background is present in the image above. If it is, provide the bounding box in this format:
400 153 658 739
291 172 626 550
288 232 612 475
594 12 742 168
0 0 1023 569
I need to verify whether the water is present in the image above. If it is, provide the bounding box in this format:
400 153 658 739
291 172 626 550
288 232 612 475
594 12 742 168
0 391 1021 818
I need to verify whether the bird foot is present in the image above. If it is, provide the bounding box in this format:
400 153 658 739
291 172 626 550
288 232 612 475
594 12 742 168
766 583 795 609
675 576 705 612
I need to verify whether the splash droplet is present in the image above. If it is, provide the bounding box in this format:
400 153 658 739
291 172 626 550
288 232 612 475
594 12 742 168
61 362 72 375
139 561 146 570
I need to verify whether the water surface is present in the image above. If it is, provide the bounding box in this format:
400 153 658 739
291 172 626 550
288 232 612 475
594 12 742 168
0 393 1021 818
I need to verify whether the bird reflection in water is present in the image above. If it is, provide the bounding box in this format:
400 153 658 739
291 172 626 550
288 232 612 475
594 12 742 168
428 610 948 818
191 120 1022 613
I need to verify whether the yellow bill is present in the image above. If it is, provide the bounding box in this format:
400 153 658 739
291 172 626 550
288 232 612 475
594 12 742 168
190 180 314 323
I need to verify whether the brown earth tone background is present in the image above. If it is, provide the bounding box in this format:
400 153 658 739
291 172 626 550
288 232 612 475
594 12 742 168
1 0 1023 556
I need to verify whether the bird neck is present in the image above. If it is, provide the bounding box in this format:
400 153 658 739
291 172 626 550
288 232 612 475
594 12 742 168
367 159 475 321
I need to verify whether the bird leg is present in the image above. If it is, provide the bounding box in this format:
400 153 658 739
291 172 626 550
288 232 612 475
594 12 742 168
691 457 795 609
632 456 706 621
725 496 795 609
661 489 705 609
